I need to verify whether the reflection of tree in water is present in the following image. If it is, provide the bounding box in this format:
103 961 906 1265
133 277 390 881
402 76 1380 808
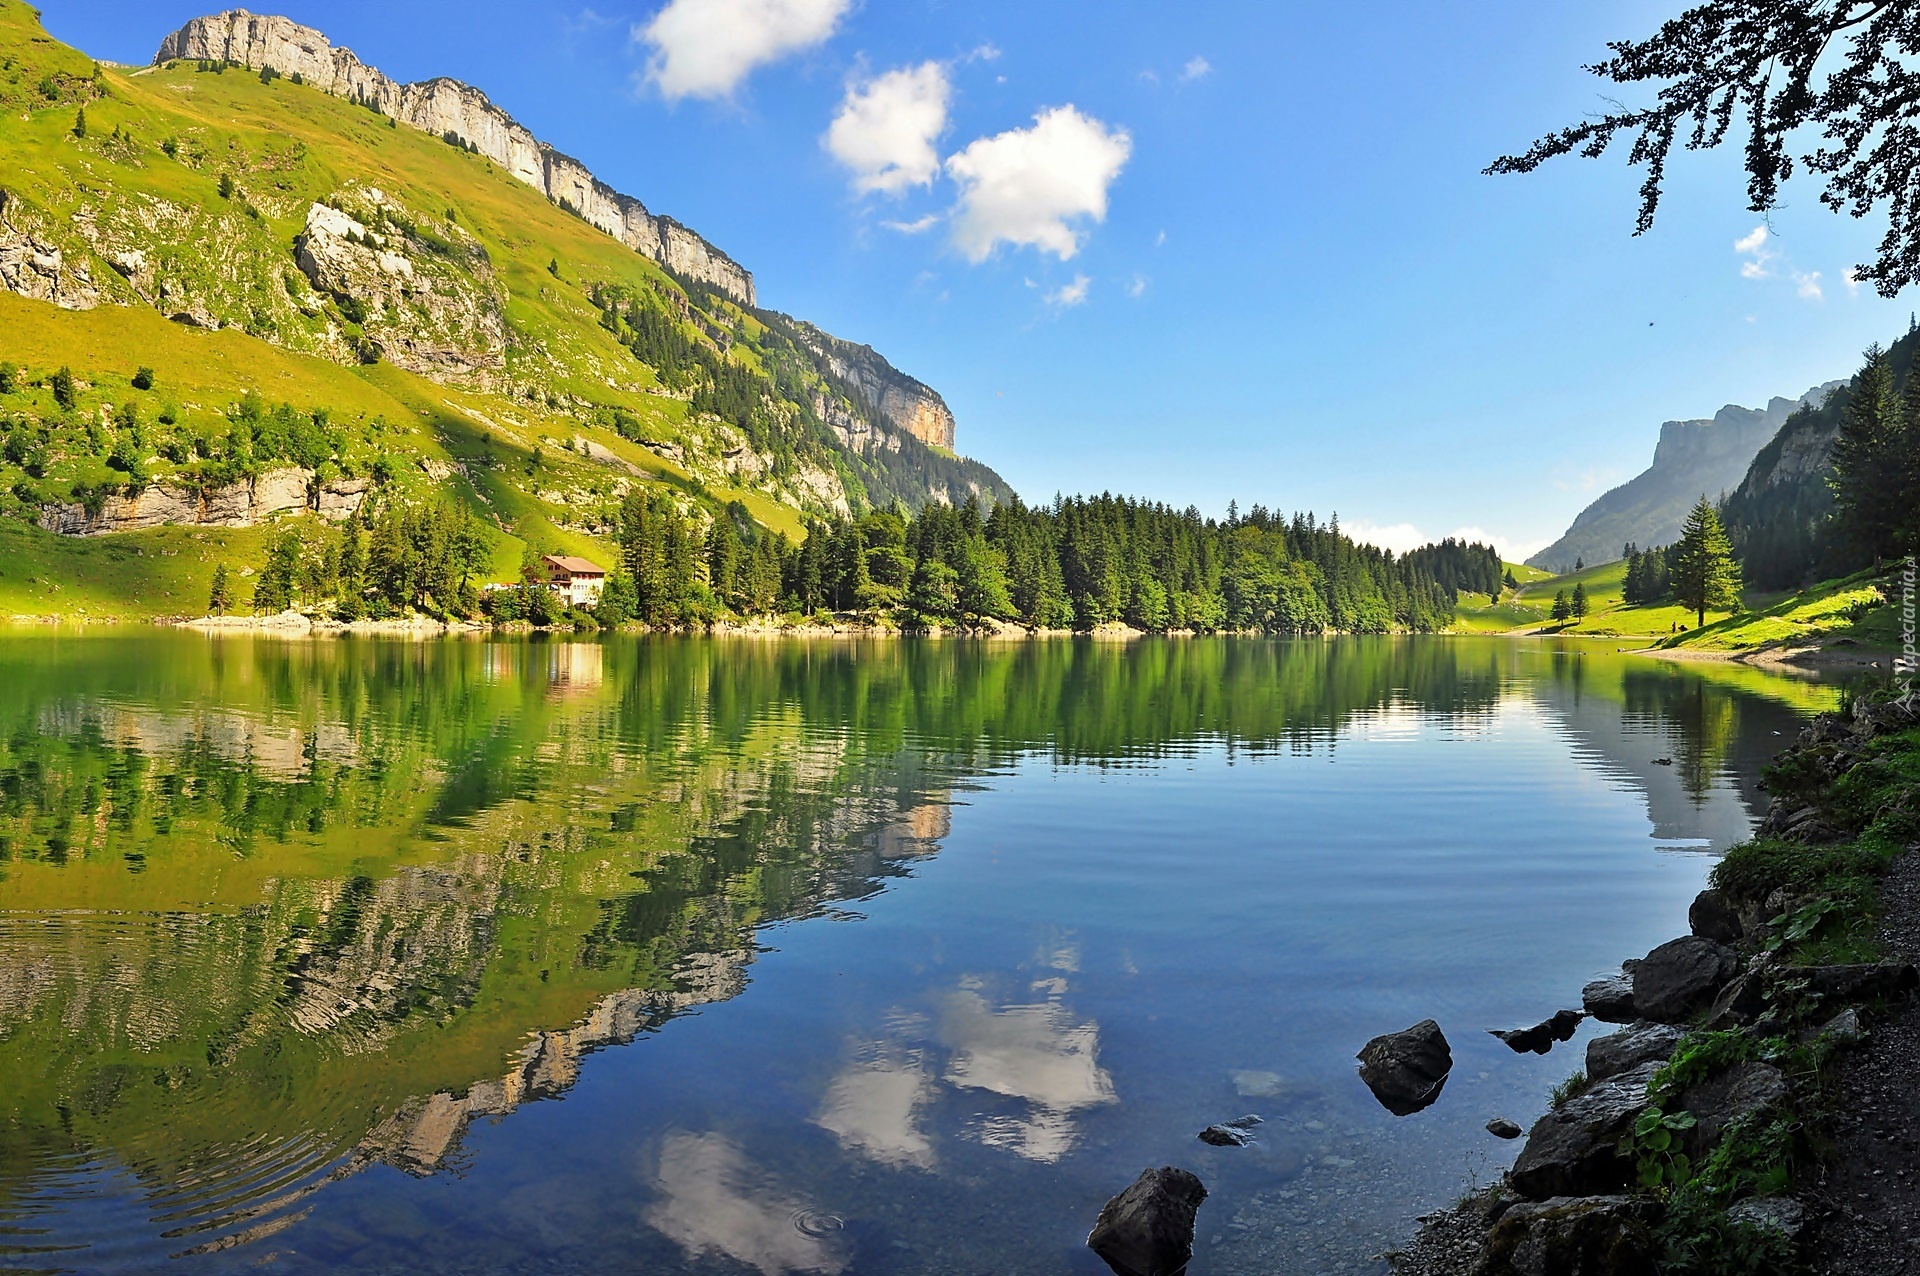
1622 669 1738 802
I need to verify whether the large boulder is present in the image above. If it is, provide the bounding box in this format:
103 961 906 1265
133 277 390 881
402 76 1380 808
1688 888 1744 944
1086 1166 1207 1276
1477 1194 1658 1276
1356 1019 1452 1115
1585 1021 1685 1083
1581 964 1640 1024
1632 937 1739 1023
1508 1062 1660 1200
1675 1062 1789 1159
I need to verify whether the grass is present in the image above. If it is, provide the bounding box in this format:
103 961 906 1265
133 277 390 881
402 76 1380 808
1450 554 1868 643
0 518 270 620
1654 569 1896 654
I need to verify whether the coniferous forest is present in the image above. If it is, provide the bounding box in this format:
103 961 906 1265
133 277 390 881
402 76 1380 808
559 493 1501 633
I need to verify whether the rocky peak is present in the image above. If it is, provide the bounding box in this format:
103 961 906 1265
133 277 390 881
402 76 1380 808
154 10 756 307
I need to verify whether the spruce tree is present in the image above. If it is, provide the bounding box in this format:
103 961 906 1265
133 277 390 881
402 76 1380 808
1571 581 1588 619
1551 589 1571 622
207 563 232 615
1670 497 1742 628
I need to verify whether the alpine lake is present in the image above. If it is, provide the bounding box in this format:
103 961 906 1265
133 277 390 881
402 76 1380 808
0 632 1843 1276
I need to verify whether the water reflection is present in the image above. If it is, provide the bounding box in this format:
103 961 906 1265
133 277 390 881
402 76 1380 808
647 1132 848 1276
941 982 1117 1163
0 633 1839 1274
817 1053 938 1170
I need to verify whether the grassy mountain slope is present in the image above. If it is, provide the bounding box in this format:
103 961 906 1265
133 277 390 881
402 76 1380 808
0 1 1009 618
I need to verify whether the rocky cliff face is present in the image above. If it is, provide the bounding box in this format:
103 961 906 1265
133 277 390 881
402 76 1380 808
792 322 958 450
37 467 368 536
155 10 755 307
1527 382 1841 571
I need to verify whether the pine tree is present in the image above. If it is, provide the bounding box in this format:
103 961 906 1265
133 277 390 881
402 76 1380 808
1670 497 1742 627
1831 343 1916 563
1571 581 1588 619
1503 567 1518 591
1575 555 1585 572
207 563 232 615
1551 589 1571 622
72 107 86 139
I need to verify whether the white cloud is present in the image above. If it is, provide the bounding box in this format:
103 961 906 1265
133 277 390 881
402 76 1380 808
1044 274 1091 308
1844 267 1862 296
636 0 850 100
946 106 1132 261
882 213 942 234
826 61 951 195
1180 55 1212 82
1735 225 1774 278
1794 269 1824 301
1125 273 1148 298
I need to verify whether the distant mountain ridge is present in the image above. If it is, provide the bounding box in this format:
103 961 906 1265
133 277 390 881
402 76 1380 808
1528 383 1842 572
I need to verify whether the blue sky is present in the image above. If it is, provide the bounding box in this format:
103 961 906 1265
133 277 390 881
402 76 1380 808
47 1 1912 558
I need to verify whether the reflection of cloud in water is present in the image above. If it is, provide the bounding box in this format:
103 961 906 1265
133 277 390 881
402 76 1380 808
939 988 1116 1163
815 1057 936 1169
645 1132 846 1276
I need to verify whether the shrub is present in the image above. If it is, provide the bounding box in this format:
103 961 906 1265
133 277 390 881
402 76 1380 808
131 366 154 391
50 366 75 410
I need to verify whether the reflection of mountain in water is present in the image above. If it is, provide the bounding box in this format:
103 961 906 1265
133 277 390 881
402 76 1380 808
0 634 1833 1268
1523 650 1816 851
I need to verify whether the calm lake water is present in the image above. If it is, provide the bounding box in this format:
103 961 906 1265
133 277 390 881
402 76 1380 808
0 634 1838 1276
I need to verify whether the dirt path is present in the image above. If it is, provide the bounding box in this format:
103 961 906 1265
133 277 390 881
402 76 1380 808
1807 849 1920 1272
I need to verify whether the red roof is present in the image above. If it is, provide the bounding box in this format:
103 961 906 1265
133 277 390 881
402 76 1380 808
543 555 606 576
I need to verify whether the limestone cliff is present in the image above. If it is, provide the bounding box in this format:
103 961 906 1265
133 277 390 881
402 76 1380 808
1527 383 1841 571
154 10 755 307
790 321 958 450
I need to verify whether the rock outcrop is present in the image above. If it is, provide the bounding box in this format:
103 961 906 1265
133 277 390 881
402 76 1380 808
793 321 958 450
154 11 755 306
294 193 505 381
0 191 99 309
37 467 367 536
1507 1062 1661 1200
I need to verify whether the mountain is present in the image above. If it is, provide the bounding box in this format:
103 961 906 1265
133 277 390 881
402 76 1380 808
0 3 1009 583
1722 327 1920 588
1527 383 1841 572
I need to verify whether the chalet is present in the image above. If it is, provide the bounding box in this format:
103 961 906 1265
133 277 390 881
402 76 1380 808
543 555 607 607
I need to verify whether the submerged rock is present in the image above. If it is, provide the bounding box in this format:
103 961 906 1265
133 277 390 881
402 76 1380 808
1087 1166 1207 1276
1585 1021 1684 1083
1487 1117 1524 1139
1508 1062 1660 1200
1197 1116 1260 1147
1632 937 1739 1022
1357 1019 1452 1116
1479 1194 1657 1276
1491 1009 1587 1055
